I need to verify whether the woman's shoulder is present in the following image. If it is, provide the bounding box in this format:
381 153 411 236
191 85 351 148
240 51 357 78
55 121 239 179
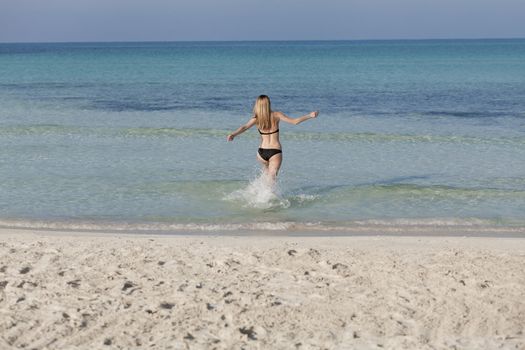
272 111 284 119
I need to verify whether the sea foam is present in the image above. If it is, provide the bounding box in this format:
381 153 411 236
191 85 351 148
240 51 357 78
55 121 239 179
224 171 290 209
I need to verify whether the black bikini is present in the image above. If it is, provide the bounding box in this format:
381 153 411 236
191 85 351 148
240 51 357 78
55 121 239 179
257 128 282 161
258 129 279 135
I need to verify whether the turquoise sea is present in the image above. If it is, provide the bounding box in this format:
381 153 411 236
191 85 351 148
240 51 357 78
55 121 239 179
1 40 525 232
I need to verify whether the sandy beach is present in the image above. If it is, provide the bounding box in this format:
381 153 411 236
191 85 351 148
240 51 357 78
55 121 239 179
0 229 524 349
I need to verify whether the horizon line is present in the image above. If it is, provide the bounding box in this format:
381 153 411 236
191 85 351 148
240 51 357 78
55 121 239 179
1 37 525 45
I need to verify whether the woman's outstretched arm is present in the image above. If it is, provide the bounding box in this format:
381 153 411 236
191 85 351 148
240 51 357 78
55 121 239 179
227 117 256 141
276 111 319 125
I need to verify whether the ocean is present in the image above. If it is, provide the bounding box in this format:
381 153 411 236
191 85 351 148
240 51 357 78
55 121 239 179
1 39 525 232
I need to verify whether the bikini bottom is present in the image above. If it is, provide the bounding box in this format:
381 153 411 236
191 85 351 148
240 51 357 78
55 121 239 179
258 148 282 161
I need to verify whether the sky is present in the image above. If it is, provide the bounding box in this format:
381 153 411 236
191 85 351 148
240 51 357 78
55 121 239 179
1 0 525 43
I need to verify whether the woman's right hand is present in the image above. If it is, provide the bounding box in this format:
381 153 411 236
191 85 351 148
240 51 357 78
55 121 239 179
310 111 319 118
227 134 234 141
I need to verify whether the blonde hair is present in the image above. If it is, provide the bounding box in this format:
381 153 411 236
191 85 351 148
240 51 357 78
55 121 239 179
253 95 273 131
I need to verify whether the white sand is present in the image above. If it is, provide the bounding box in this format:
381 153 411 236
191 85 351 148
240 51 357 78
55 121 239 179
1 228 524 349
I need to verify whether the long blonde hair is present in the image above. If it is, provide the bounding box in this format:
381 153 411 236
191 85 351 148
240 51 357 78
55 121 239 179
253 95 273 130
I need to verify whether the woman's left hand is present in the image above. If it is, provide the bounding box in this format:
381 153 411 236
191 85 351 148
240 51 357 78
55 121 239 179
227 134 234 141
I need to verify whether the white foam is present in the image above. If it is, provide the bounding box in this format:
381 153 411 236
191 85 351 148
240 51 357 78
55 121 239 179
291 194 319 204
1 218 524 234
351 218 493 227
224 171 290 209
0 219 295 232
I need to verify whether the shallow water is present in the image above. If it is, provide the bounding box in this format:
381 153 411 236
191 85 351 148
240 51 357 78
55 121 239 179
1 40 525 231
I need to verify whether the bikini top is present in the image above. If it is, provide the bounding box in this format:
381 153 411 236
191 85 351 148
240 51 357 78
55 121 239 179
258 128 279 135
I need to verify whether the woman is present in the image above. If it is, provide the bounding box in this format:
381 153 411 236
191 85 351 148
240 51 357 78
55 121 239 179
227 95 319 181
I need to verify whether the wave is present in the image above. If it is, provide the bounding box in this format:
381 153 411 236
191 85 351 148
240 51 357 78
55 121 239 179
0 219 295 232
334 183 525 200
265 183 525 209
0 124 226 138
283 132 525 146
1 218 524 236
2 180 525 234
425 111 505 119
122 180 525 211
2 124 525 146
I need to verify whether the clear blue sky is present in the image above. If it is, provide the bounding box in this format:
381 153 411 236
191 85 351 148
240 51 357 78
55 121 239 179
1 0 525 42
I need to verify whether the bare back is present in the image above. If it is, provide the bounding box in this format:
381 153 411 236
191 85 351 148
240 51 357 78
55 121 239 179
258 112 281 149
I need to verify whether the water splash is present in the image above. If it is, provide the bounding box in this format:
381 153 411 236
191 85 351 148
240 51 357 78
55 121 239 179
224 171 290 209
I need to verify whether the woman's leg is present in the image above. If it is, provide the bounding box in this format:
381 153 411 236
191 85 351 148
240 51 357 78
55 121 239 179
256 153 269 172
267 153 282 182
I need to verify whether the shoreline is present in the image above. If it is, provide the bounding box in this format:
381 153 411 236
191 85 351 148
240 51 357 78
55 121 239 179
2 219 525 238
4 226 525 244
1 228 525 349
